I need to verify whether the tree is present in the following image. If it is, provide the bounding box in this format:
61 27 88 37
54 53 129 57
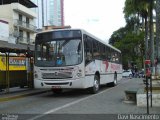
108 27 126 45
124 0 150 59
112 29 144 69
109 0 153 70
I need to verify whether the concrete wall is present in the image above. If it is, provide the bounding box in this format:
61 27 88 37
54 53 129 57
137 88 160 107
0 20 9 42
0 4 13 34
0 3 37 44
11 3 37 18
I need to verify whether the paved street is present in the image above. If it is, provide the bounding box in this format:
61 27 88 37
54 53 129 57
0 78 160 120
49 78 160 114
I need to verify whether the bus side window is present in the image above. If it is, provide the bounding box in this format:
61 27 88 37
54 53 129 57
114 52 119 63
106 46 111 61
100 43 106 60
93 40 100 59
110 49 114 62
84 35 92 65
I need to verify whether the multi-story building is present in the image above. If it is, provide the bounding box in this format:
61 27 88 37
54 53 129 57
31 0 64 29
0 0 37 45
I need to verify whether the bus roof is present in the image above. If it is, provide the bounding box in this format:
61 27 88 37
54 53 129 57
36 28 121 53
80 29 121 53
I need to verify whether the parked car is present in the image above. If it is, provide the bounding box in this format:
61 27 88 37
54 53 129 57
122 70 132 78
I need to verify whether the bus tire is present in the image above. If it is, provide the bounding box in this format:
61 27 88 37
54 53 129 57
89 75 100 94
112 72 117 86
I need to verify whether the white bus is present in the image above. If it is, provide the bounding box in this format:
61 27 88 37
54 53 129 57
34 29 122 94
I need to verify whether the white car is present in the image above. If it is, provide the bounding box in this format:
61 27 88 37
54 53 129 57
122 70 132 78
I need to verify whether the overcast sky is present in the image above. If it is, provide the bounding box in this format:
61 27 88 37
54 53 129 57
64 0 126 43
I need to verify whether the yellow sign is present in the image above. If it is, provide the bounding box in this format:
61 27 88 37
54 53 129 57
0 56 26 71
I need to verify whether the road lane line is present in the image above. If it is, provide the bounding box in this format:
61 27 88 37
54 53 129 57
0 90 49 102
28 85 117 120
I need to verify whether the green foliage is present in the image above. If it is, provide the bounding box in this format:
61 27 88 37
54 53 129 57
109 27 126 45
123 0 149 19
112 29 144 69
108 0 152 70
109 18 145 69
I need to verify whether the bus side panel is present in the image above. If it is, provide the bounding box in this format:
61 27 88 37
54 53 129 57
85 60 122 85
84 75 95 88
100 74 114 85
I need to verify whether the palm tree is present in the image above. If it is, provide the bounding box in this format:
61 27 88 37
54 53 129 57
123 0 151 68
124 0 150 57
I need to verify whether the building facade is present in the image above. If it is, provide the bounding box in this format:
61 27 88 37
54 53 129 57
0 0 37 45
31 0 64 29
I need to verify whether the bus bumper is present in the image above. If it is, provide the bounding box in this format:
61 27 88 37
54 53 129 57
34 77 93 89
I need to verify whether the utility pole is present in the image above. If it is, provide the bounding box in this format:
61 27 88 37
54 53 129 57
41 0 44 27
145 15 149 60
150 0 155 75
156 0 160 76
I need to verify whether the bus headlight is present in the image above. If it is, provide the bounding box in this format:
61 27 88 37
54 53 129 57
34 73 38 78
75 69 82 78
73 67 83 78
77 73 82 77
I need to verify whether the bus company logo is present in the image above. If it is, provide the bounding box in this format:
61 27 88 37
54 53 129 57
103 60 109 71
54 72 58 76
111 63 120 70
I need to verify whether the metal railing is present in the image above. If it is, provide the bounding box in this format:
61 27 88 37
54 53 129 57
14 19 37 32
16 36 34 45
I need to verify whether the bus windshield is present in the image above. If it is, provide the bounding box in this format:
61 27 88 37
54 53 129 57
35 38 82 67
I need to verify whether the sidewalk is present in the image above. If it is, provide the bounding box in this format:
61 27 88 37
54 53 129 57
0 87 49 102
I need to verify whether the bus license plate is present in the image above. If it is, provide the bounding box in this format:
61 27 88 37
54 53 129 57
52 86 61 89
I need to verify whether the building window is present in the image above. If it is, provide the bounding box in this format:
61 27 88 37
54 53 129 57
19 14 22 21
26 17 30 28
27 32 30 43
26 17 29 24
19 14 23 25
19 30 23 37
19 30 23 42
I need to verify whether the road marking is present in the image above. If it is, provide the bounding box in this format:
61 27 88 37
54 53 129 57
0 90 49 102
28 86 117 120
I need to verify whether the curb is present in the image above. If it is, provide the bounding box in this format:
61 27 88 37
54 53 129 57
0 90 49 102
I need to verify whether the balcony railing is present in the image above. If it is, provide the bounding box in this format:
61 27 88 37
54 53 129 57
14 19 37 32
15 36 34 45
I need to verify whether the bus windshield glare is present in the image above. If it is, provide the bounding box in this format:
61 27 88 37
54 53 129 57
35 31 82 67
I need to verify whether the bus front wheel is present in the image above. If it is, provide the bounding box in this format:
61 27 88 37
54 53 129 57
89 75 100 94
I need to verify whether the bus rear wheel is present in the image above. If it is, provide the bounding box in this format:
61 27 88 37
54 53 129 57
89 75 100 94
111 72 117 86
